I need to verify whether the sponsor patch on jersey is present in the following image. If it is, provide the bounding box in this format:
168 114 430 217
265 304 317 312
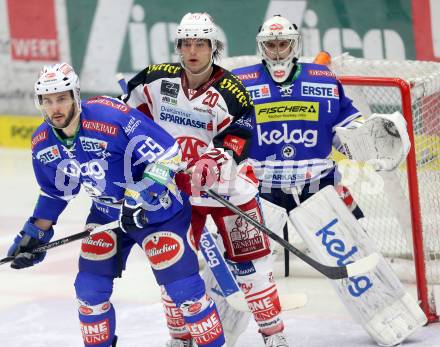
162 95 177 105
143 232 184 270
308 69 336 78
246 84 271 100
36 145 60 164
80 319 110 345
301 82 339 99
236 71 260 81
124 116 141 135
219 78 251 108
257 123 318 147
160 105 208 129
161 80 180 98
86 97 129 113
177 136 208 161
32 130 48 149
82 120 118 136
80 137 108 152
81 230 117 261
255 101 319 123
223 134 246 156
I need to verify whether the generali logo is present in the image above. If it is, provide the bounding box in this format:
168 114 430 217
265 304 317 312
143 232 184 270
7 0 60 61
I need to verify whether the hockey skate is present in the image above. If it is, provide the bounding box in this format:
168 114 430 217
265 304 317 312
263 332 289 347
165 338 194 347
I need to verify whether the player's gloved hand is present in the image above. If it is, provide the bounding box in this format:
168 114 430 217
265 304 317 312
188 148 232 190
7 219 54 269
119 177 182 232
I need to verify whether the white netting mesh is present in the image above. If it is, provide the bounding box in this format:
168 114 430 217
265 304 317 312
218 54 440 315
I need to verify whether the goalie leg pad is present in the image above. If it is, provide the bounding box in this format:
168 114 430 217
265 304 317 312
74 271 116 347
289 185 427 346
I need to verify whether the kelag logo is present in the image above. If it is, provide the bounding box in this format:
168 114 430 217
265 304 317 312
7 0 60 61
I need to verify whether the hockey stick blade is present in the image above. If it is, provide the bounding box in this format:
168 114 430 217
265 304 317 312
346 252 380 277
205 189 379 280
0 221 119 266
226 291 307 312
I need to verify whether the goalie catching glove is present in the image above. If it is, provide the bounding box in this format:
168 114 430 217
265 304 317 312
335 111 411 171
7 219 54 269
119 163 185 232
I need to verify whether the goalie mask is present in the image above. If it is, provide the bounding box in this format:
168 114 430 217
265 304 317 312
34 63 81 129
257 15 301 83
175 12 223 74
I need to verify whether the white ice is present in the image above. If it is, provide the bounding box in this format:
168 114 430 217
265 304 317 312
0 148 439 347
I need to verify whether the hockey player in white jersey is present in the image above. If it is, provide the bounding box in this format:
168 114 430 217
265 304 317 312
232 15 426 346
124 12 288 347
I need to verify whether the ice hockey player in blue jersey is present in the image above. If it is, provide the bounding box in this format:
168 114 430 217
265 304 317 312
5 63 226 347
232 15 364 217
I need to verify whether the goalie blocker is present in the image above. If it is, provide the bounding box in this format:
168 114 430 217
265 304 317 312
289 185 426 346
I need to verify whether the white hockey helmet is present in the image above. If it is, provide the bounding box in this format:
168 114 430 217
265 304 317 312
257 15 301 83
175 12 222 60
34 63 81 128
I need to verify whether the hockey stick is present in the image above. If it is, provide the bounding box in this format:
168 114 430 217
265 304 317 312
199 226 307 311
0 221 119 266
205 189 380 280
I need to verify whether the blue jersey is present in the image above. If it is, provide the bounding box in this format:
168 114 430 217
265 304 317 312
232 62 361 188
30 96 182 222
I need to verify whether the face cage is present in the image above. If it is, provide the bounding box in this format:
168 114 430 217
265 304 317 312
257 34 301 63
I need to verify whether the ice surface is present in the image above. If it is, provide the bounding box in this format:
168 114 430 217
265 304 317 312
1 148 439 346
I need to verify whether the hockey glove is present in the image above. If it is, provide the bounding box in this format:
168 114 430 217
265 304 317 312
119 177 183 232
189 148 232 190
7 219 54 269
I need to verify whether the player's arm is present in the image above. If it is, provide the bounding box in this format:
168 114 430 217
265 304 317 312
7 156 79 269
118 108 186 232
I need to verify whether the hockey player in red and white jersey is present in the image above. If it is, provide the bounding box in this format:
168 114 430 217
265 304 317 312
123 12 288 347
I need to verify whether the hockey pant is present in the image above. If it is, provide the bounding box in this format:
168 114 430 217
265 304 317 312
161 198 284 340
74 202 225 347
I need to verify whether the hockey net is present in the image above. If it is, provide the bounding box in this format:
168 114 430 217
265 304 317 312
218 54 440 322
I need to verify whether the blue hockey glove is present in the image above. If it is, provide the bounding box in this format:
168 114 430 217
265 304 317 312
119 176 183 232
7 219 54 269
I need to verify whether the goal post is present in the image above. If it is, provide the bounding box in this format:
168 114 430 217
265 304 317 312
218 54 440 323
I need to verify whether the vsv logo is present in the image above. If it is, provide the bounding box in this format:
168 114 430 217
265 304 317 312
316 218 373 297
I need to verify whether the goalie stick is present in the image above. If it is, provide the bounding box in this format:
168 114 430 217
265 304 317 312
205 189 380 280
200 226 307 312
0 221 119 266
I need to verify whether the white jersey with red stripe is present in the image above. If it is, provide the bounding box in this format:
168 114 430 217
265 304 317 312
124 63 259 207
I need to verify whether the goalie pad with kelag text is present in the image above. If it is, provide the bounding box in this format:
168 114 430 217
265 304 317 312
289 185 426 346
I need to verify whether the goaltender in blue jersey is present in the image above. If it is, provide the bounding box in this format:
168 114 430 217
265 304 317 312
232 20 361 192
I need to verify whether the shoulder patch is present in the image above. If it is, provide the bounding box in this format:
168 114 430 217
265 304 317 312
86 97 130 114
307 69 336 78
236 71 261 81
32 129 48 149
